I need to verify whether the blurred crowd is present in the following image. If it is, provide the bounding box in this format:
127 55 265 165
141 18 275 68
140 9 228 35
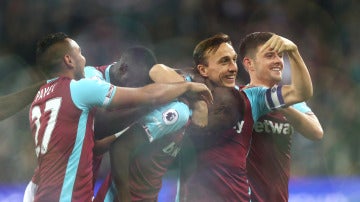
0 0 359 183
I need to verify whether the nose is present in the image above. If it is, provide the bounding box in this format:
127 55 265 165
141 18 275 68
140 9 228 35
228 60 238 72
274 53 283 63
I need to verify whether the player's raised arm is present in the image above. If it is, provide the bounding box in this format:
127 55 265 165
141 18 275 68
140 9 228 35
261 34 313 106
149 64 185 83
107 81 213 110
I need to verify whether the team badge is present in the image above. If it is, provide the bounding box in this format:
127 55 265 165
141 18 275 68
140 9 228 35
271 84 278 93
162 109 179 125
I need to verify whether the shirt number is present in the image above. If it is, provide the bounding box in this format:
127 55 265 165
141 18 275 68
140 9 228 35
31 97 62 157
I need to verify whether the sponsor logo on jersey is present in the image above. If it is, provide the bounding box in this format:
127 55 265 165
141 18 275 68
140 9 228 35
162 109 179 125
253 120 294 135
162 142 181 157
271 85 277 93
234 120 245 134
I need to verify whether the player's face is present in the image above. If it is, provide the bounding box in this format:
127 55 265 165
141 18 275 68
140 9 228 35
253 44 284 85
67 39 86 80
199 43 238 88
112 55 150 87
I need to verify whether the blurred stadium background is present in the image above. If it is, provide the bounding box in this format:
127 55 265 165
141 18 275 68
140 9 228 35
1 0 359 201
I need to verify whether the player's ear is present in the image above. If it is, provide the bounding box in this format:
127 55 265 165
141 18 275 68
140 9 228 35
197 64 208 77
242 57 254 72
63 54 74 69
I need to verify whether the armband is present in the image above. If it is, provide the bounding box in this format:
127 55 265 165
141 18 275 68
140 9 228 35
265 84 285 110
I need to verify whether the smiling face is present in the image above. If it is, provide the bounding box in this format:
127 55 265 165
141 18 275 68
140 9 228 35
197 42 238 88
249 44 284 86
239 32 283 87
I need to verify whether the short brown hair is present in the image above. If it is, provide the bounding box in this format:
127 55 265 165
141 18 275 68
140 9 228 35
193 33 232 69
238 32 274 61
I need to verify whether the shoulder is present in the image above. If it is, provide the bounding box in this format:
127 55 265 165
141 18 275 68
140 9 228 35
84 66 103 80
85 64 113 81
241 86 269 102
70 78 114 98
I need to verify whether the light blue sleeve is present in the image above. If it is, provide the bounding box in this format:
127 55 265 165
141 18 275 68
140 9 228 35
243 87 271 122
70 78 116 111
139 101 191 142
84 66 105 80
292 102 312 113
104 65 111 83
85 65 112 83
183 74 192 82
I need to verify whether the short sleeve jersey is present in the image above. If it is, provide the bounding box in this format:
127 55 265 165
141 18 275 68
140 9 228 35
177 76 285 201
29 76 116 202
247 102 312 202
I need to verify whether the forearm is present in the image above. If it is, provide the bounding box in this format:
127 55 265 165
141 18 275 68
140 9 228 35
144 82 193 105
110 125 149 201
117 82 209 107
94 107 151 139
108 78 212 110
0 80 44 121
149 64 185 83
279 107 323 141
287 50 313 102
190 100 208 127
93 135 116 155
110 139 132 202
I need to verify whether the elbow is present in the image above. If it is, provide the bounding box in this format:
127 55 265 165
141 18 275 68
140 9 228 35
308 127 324 141
294 89 312 103
314 127 324 141
301 85 313 101
149 64 165 81
306 81 314 99
294 82 313 102
305 87 313 101
148 64 158 80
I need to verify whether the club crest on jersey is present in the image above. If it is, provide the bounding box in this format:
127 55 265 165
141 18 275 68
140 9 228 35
162 109 179 125
271 85 278 93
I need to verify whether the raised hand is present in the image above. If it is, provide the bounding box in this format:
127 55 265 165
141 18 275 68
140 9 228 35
188 82 214 105
260 34 298 54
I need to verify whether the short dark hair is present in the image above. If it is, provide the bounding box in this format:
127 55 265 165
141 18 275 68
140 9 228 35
110 46 157 87
35 32 70 75
122 46 158 70
238 32 273 61
36 32 69 62
193 33 232 68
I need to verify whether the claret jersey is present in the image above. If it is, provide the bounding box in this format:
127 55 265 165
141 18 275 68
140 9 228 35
176 80 285 201
247 102 312 202
29 76 115 201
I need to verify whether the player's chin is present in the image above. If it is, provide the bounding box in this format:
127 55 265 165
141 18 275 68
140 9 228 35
221 81 236 88
271 72 282 80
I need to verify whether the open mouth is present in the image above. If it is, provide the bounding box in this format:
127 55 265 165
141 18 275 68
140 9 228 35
224 74 236 80
271 67 282 72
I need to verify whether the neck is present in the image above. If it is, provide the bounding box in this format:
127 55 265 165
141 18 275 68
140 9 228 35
49 70 74 80
249 79 277 88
